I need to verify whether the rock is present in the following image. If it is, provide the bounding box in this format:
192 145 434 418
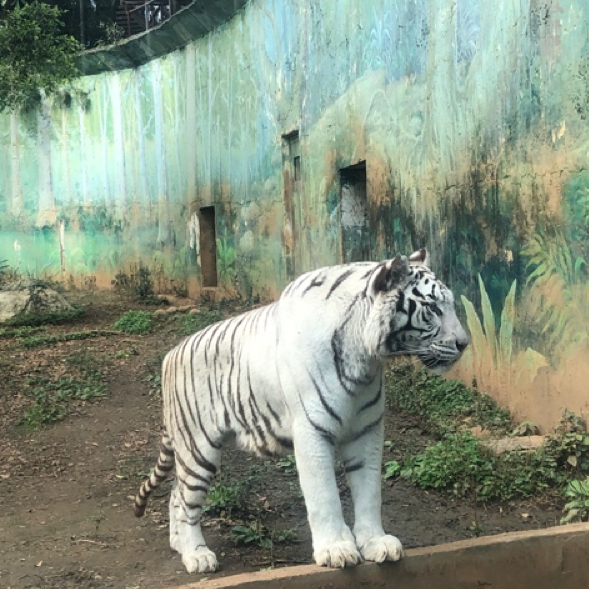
511 421 541 436
0 280 73 323
470 425 492 438
482 435 546 455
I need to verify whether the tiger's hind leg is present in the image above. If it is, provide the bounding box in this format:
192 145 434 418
171 441 222 573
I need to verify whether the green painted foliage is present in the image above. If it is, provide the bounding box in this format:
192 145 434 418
523 231 589 351
0 3 80 112
216 237 237 285
461 276 517 368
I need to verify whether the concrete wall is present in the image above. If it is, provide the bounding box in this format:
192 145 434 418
1 0 589 429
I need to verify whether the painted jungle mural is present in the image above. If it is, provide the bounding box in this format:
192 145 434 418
1 0 589 428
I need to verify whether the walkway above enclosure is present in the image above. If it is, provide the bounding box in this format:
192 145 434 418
78 0 249 74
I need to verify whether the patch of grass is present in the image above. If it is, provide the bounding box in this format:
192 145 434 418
203 466 266 518
145 372 162 392
390 432 557 502
6 306 85 327
173 309 224 335
0 325 44 339
20 330 114 348
20 356 108 428
113 310 152 334
114 348 139 359
230 521 299 549
386 363 512 434
204 481 246 517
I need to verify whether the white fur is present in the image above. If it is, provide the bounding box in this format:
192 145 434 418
136 250 468 573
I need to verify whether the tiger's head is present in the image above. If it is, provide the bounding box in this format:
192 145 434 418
365 248 468 373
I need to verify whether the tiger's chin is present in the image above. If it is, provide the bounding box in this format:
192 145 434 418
416 353 461 375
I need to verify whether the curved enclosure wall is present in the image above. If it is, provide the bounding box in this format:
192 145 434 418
1 0 589 429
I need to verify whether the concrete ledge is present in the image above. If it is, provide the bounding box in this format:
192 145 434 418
171 524 589 589
77 0 249 75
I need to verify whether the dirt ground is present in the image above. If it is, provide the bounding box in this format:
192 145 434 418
0 291 564 589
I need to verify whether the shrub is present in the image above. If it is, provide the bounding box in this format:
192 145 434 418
113 311 152 334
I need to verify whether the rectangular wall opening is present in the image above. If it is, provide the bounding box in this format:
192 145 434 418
199 206 218 287
340 161 369 263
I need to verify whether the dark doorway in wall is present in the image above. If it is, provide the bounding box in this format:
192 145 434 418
283 130 301 279
199 206 218 287
340 161 369 263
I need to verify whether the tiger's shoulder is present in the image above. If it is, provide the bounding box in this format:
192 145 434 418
280 261 379 302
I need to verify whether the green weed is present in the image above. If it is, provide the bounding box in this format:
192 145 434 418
388 432 558 502
543 411 589 474
112 264 162 305
276 455 297 475
386 364 512 434
203 467 264 518
114 348 139 359
204 481 246 517
383 460 402 480
230 521 298 549
0 326 44 339
113 310 152 334
385 410 589 504
20 359 108 428
561 477 589 524
20 330 113 348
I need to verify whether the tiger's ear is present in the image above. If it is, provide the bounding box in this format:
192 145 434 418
408 248 431 268
371 255 409 294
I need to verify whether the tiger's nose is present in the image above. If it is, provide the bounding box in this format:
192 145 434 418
456 338 469 353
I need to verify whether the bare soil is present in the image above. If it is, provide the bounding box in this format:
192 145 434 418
0 291 563 589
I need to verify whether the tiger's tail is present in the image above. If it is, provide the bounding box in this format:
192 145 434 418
134 432 175 517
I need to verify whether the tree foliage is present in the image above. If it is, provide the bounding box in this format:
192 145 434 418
0 2 80 112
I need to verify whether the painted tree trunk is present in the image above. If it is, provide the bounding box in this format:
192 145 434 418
134 72 149 221
78 103 89 207
98 83 111 205
424 0 458 187
60 105 72 207
9 111 23 217
186 44 198 208
153 61 170 245
36 93 56 227
111 72 127 212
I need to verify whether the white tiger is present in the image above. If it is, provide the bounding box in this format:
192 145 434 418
134 249 468 573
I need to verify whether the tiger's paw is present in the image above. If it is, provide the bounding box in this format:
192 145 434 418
314 540 363 568
182 547 219 573
360 534 403 563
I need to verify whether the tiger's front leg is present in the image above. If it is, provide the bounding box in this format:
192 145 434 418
293 425 362 568
341 416 403 563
